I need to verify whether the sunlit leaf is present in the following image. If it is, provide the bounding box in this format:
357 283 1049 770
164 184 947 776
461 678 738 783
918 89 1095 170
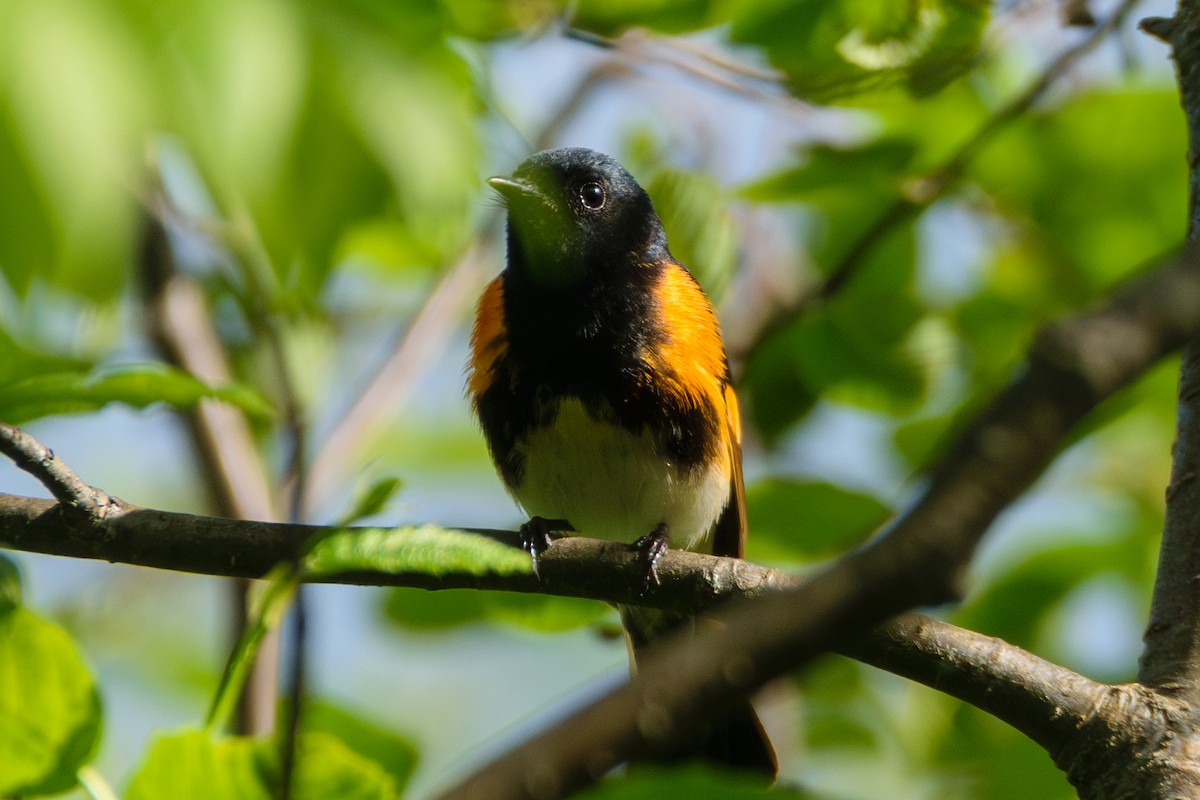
575 764 806 799
0 364 274 425
125 729 398 800
304 703 419 793
745 479 890 562
303 526 533 579
0 0 145 298
571 0 716 35
971 90 1186 293
0 606 102 796
207 566 298 733
337 476 404 527
385 587 609 632
729 0 989 102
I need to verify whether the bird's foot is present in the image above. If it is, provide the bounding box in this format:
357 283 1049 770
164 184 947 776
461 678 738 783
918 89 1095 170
519 517 574 578
631 523 670 595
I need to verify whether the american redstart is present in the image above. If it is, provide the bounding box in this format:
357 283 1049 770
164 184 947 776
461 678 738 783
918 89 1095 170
468 147 777 776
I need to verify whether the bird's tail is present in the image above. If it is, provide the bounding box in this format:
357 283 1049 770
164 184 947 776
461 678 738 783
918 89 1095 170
620 606 778 778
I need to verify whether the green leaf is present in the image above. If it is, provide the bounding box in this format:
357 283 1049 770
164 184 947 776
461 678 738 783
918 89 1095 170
729 0 990 102
0 363 274 425
971 89 1186 293
0 326 91 388
743 138 918 207
0 0 143 299
304 703 419 794
385 588 609 632
743 226 929 440
745 479 890 563
126 730 398 800
337 476 404 527
640 159 738 301
954 541 1115 648
303 525 533 579
575 764 808 799
0 554 21 611
0 606 102 796
207 566 298 733
571 0 716 35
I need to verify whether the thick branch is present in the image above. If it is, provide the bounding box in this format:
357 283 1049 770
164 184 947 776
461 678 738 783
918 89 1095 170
1140 340 1200 695
1137 0 1200 730
437 238 1200 799
843 614 1109 755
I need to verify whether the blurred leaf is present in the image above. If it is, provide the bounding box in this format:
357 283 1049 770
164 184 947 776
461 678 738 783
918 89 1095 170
0 363 275 425
0 327 91 386
126 729 398 800
0 554 20 611
640 161 738 301
972 90 1186 293
955 541 1114 648
337 476 404 527
892 413 953 468
937 705 1076 800
303 526 532 579
729 0 989 102
571 0 716 35
385 587 608 632
304 703 419 793
576 763 809 799
0 0 145 299
208 566 298 733
745 479 889 562
744 138 917 208
743 225 927 441
0 606 102 797
797 657 878 752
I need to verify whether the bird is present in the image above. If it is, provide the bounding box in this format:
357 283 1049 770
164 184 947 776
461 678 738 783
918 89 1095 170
467 146 777 776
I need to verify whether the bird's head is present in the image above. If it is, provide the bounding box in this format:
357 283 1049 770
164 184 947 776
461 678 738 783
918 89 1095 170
488 147 669 289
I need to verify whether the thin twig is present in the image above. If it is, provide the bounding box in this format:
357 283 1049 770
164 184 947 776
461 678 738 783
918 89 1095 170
0 423 118 517
140 201 282 736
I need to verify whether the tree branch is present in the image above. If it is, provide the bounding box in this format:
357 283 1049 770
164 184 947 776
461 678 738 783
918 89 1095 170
435 240 1200 799
1137 0 1200 702
0 423 120 518
842 614 1110 756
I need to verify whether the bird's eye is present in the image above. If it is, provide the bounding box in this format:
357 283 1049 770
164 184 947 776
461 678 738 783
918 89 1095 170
578 182 605 210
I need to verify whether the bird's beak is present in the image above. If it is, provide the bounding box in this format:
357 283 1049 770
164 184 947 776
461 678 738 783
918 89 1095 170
487 176 540 201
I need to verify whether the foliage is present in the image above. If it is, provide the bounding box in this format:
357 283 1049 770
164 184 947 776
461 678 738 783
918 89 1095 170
0 0 1184 797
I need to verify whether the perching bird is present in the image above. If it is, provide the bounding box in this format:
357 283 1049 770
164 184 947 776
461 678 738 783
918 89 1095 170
468 147 776 776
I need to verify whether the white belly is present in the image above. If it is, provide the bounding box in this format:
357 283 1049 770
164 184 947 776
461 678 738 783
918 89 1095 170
509 398 729 551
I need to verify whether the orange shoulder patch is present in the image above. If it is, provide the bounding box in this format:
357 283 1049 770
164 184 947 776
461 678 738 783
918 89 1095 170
468 276 508 400
643 262 731 404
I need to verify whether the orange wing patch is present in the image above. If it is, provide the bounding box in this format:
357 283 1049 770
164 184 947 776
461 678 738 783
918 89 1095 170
643 263 730 415
468 276 508 401
643 262 746 556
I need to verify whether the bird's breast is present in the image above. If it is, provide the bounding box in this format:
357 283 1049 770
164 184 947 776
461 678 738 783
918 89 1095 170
508 396 728 551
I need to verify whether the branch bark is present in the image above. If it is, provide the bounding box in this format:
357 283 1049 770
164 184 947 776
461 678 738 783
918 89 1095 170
433 235 1200 798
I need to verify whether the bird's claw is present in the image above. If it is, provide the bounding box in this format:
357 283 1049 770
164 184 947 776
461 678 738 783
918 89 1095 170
519 516 573 578
631 523 670 595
